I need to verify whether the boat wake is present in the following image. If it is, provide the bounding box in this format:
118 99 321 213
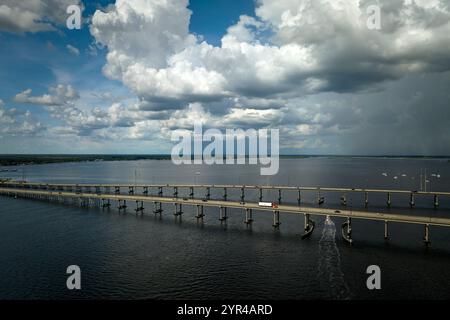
317 216 352 300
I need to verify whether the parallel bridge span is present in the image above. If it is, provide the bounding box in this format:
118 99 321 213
1 181 450 246
2 180 449 208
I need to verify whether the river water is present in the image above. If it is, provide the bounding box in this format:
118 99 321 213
1 157 449 299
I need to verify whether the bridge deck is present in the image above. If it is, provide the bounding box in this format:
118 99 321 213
2 187 450 227
2 180 450 196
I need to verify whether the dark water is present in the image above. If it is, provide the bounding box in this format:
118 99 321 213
1 157 450 299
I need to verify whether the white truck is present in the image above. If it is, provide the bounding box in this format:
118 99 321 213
258 202 278 208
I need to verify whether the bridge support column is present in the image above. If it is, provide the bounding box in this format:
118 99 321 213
317 190 324 205
206 187 211 200
196 205 204 219
219 206 227 221
410 193 415 208
153 201 162 215
424 224 430 245
340 194 347 206
174 203 183 216
102 199 111 208
387 193 391 208
278 189 282 204
158 187 163 197
143 187 148 196
434 195 439 208
115 186 120 195
341 217 353 245
189 187 194 199
364 192 369 208
259 188 263 202
301 214 315 239
297 190 301 206
135 201 144 214
223 188 227 201
118 199 127 210
240 187 245 203
129 186 134 195
384 220 389 240
244 208 253 224
273 211 280 228
173 187 178 198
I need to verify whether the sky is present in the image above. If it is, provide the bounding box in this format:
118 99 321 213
0 0 449 155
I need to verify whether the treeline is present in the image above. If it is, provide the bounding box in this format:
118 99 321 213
0 154 172 166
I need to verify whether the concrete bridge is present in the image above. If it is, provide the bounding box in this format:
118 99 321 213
1 180 450 246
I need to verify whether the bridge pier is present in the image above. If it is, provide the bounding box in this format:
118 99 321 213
223 187 227 201
158 186 163 197
219 206 227 221
174 203 183 216
297 189 301 206
317 190 324 205
259 188 263 202
434 195 439 208
341 217 353 245
340 194 347 206
205 187 211 200
387 193 391 208
273 210 280 228
410 193 415 208
424 224 430 246
301 214 315 239
143 186 148 196
196 205 204 219
240 187 245 203
153 201 163 215
101 198 111 208
129 186 134 195
173 187 178 198
244 208 253 224
118 199 127 211
384 220 389 240
278 189 282 204
135 200 144 214
115 186 120 195
364 192 369 208
189 187 194 199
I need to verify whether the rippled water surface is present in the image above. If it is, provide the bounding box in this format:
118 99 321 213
1 157 450 299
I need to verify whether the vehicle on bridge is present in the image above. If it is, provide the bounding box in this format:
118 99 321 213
259 202 278 208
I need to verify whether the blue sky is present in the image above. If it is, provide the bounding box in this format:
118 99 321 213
0 0 449 155
0 0 257 153
1 0 255 98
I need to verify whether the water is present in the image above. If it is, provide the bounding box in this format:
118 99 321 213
1 157 450 299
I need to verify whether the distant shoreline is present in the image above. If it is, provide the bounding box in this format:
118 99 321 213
0 154 449 167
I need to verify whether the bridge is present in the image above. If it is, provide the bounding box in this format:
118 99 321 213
1 180 450 245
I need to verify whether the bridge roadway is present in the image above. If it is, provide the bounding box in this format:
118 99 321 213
2 180 450 196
